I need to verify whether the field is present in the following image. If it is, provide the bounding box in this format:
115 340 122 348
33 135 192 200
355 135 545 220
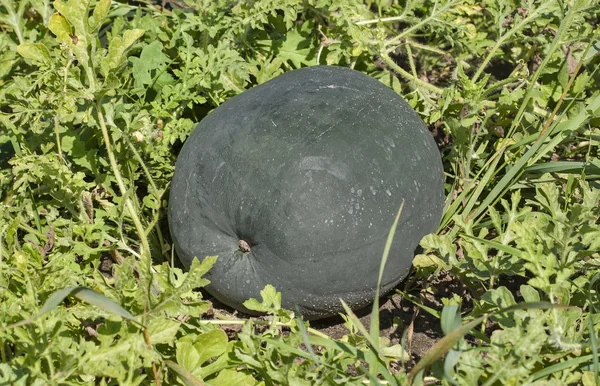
0 0 599 384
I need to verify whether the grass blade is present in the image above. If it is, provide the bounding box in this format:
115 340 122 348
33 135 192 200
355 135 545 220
588 273 600 385
461 234 524 258
71 287 136 321
371 201 405 344
165 360 205 386
5 286 136 330
530 354 595 381
524 161 600 175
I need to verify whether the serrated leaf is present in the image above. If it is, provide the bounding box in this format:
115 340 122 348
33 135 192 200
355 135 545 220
130 41 169 87
413 253 447 270
276 22 315 68
150 256 216 316
101 28 145 77
408 302 567 382
17 42 51 64
90 0 110 31
147 317 180 344
243 284 281 313
48 13 72 45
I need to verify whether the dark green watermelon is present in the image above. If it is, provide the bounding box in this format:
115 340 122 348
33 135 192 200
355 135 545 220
168 65 444 320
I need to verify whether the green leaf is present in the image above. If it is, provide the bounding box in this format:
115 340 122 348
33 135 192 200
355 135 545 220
17 42 51 64
130 41 170 87
524 161 600 176
194 329 228 365
101 28 145 77
90 0 110 31
208 368 255 386
243 284 281 313
481 286 516 308
147 317 180 344
381 343 409 361
176 342 202 372
519 285 540 303
60 135 75 153
370 201 404 352
48 13 72 45
150 256 216 316
462 234 523 258
53 0 93 72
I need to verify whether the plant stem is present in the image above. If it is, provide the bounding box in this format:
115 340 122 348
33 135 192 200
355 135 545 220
538 27 600 139
471 3 551 83
96 100 151 265
53 115 64 162
379 51 444 95
507 4 577 138
201 319 332 339
405 44 418 78
383 0 458 50
356 15 409 25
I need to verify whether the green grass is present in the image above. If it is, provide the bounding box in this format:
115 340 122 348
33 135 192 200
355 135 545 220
0 0 599 385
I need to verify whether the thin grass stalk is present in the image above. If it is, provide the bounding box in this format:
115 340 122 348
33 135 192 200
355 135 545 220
96 100 151 265
506 2 578 138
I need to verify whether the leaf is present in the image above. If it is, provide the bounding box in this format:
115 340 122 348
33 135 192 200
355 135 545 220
243 284 281 314
130 41 170 87
462 234 523 258
17 42 51 64
176 342 201 371
584 39 599 62
101 29 145 77
381 343 409 361
48 13 72 45
194 329 228 365
524 161 600 176
207 368 255 386
147 317 180 344
519 285 540 303
481 286 516 309
53 0 93 68
90 0 110 31
151 256 216 316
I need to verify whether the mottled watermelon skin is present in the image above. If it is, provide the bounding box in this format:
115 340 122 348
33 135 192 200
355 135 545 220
168 65 444 320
